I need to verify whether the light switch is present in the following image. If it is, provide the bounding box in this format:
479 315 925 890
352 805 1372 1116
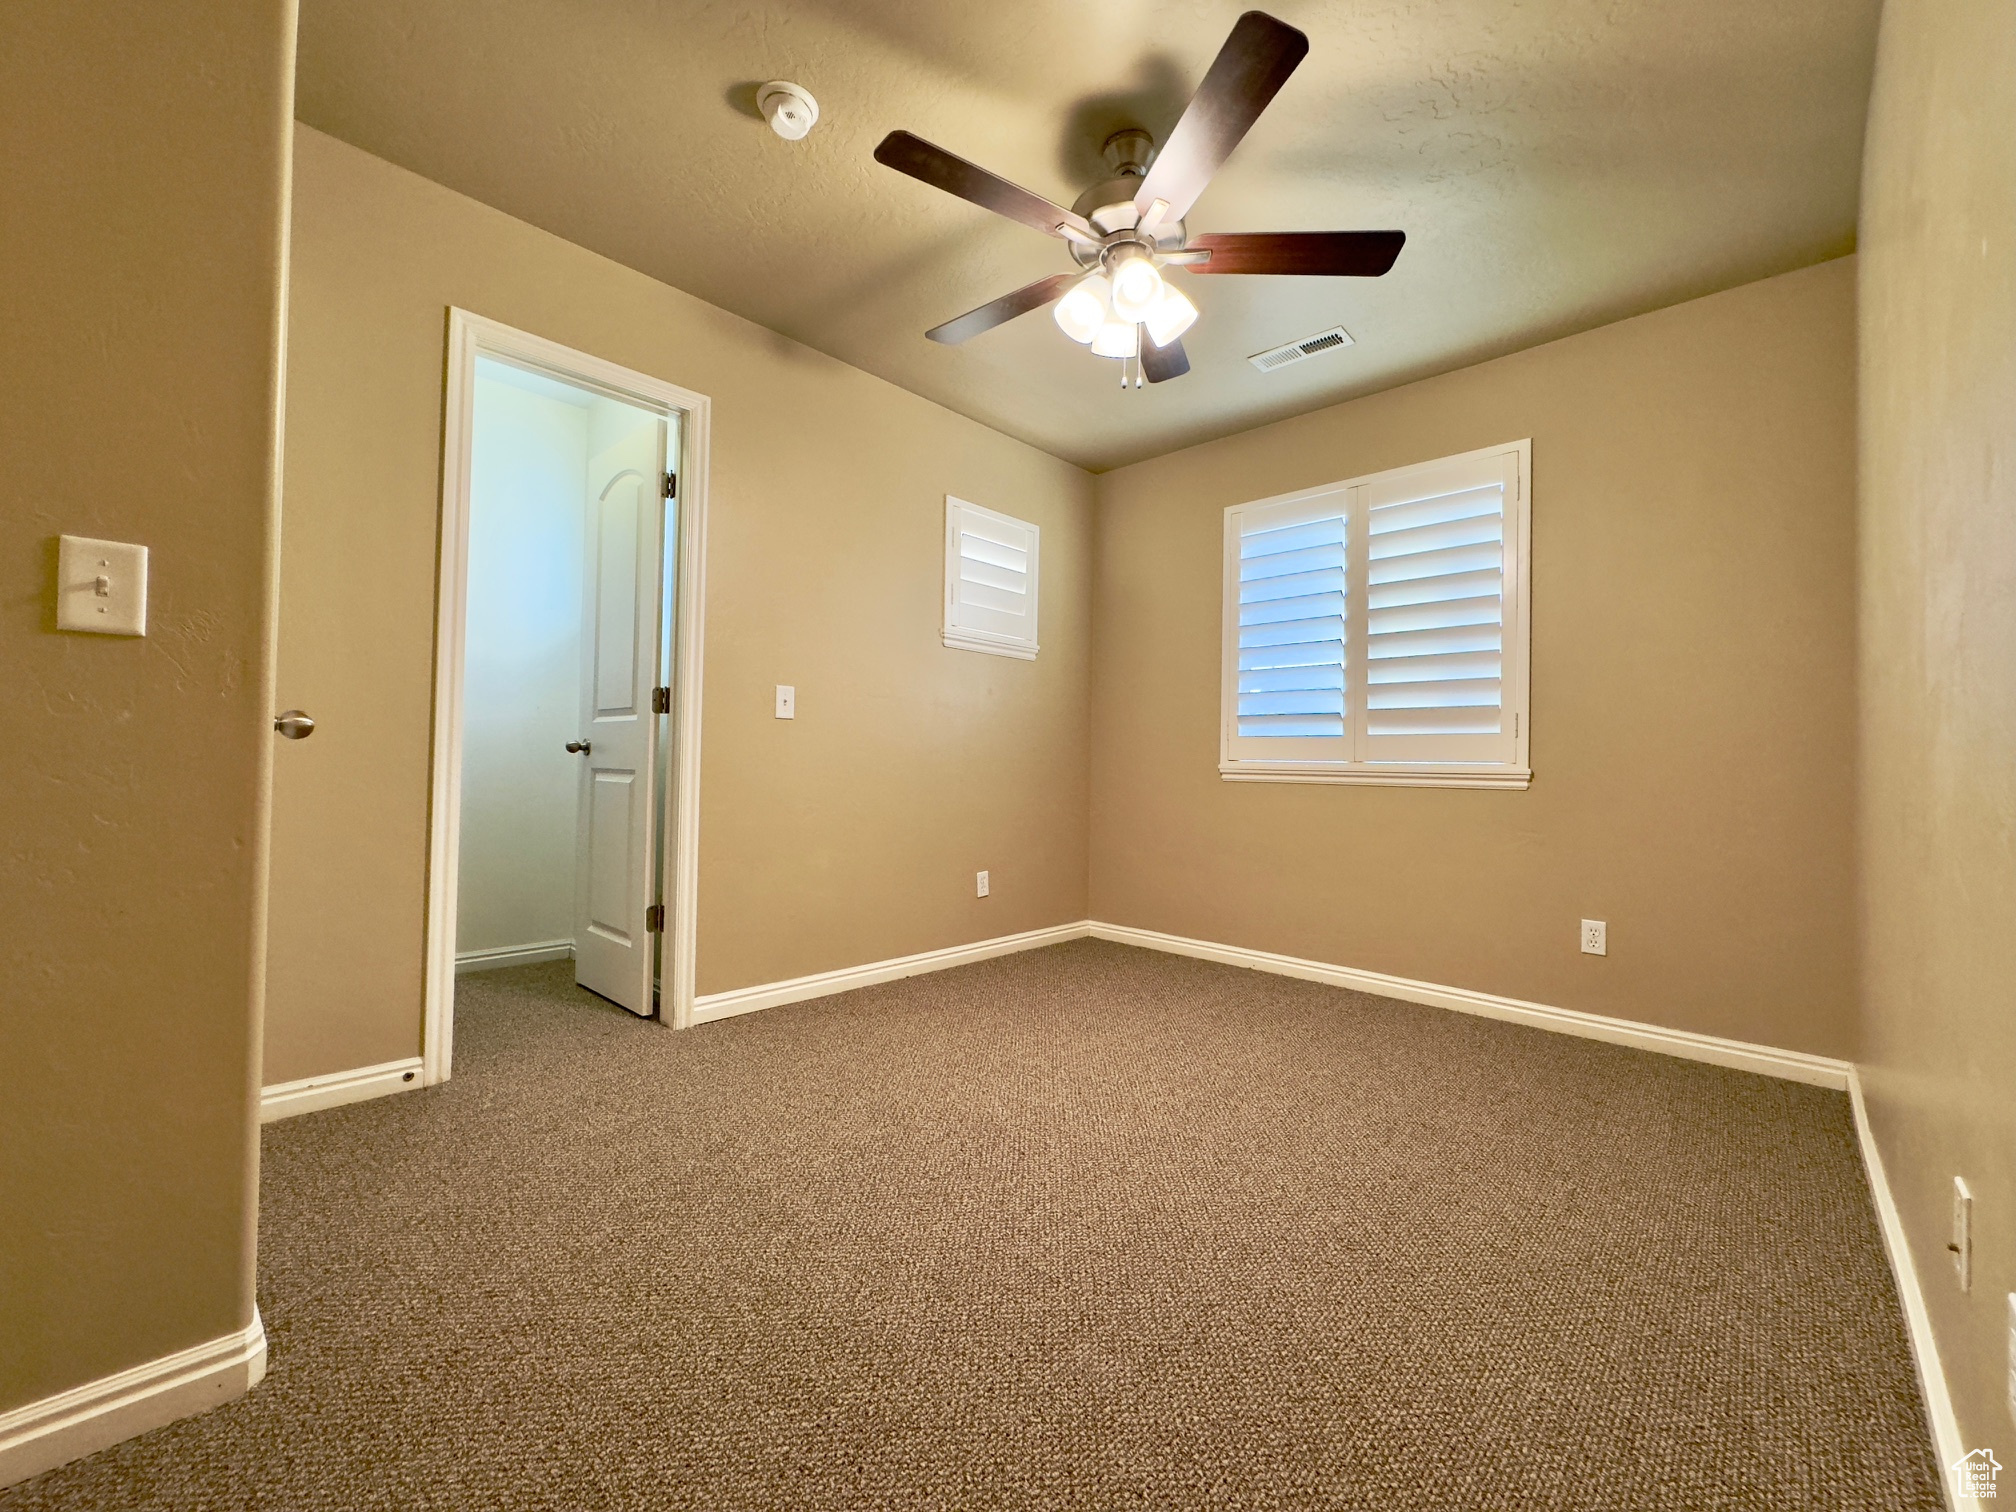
58 535 148 636
775 684 795 719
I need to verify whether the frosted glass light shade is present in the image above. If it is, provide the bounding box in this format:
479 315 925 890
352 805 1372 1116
1089 317 1140 358
1052 275 1109 344
1144 285 1198 347
1109 255 1165 322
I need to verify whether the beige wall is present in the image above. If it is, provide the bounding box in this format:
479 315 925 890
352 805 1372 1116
1090 259 1858 1057
1858 0 2016 1467
265 128 1094 1084
0 0 294 1425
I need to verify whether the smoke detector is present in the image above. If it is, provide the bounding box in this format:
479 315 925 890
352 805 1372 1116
758 81 819 141
1249 325 1355 372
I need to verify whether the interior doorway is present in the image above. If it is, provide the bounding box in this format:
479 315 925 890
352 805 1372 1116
425 313 709 1081
459 357 670 1014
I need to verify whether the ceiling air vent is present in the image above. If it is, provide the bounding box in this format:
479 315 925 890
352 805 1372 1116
1248 325 1356 373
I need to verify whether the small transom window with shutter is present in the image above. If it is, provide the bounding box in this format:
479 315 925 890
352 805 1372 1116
944 496 1039 660
1221 441 1530 788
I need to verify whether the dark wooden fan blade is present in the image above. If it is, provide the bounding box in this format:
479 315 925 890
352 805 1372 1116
876 131 1097 242
1186 231 1406 276
1133 12 1309 225
1141 334 1191 383
926 272 1079 344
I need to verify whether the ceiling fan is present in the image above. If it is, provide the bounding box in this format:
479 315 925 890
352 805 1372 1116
873 10 1405 388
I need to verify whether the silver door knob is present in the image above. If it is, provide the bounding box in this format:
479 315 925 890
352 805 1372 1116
274 710 316 740
565 739 592 755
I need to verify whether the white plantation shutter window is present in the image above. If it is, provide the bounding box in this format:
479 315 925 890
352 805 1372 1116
1221 442 1530 788
1361 451 1517 764
944 496 1039 659
1233 492 1350 754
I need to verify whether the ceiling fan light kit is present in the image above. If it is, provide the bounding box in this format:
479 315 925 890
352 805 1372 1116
873 10 1406 388
1144 285 1199 348
1107 246 1165 322
1053 275 1110 343
1089 316 1139 360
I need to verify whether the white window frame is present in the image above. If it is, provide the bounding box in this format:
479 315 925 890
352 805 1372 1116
1220 439 1531 790
943 496 1040 660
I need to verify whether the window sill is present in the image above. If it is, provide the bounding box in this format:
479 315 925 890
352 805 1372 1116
942 631 1037 661
1220 762 1531 790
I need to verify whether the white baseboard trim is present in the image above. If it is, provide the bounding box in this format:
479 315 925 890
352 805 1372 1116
1088 922 1854 1089
455 939 572 974
260 1057 425 1123
1850 1073 1963 1510
691 921 1092 1025
0 1310 265 1490
690 917 1852 1089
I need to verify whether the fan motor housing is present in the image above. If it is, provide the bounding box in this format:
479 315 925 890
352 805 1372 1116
1067 128 1186 266
1066 204 1188 269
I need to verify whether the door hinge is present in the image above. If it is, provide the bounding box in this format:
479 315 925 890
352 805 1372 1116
651 686 671 715
645 903 665 933
664 472 677 499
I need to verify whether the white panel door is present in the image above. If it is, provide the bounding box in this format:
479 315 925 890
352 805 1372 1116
571 412 665 1014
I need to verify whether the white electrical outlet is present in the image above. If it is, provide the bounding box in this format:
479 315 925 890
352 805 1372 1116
976 870 989 898
774 685 795 719
1953 1177 1973 1291
1580 919 1607 956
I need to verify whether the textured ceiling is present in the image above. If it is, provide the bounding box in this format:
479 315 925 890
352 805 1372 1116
297 0 1879 470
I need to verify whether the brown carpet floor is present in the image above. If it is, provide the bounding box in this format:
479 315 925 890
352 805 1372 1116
4 940 1941 1509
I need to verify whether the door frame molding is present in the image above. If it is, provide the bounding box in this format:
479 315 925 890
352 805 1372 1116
427 310 710 1082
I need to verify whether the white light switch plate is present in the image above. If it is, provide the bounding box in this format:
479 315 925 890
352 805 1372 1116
976 870 989 898
1580 919 1607 956
58 535 148 635
774 684 795 719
